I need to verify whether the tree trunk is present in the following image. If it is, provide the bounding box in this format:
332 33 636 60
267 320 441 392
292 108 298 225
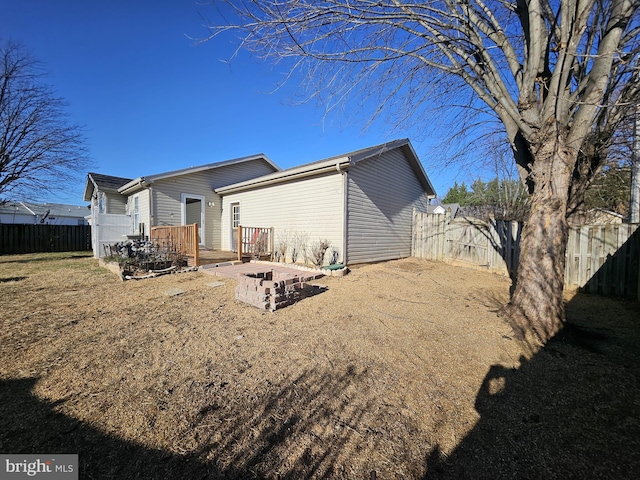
502 136 573 345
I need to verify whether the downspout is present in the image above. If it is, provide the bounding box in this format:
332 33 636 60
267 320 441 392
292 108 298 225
149 186 155 240
337 160 350 265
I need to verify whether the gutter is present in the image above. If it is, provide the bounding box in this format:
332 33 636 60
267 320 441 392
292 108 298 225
215 159 353 195
118 178 149 195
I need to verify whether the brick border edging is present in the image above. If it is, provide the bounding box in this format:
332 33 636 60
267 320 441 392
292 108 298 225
248 260 349 277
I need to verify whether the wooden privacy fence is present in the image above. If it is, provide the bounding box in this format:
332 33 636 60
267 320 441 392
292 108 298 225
237 226 273 261
150 224 200 267
412 210 640 298
0 224 91 254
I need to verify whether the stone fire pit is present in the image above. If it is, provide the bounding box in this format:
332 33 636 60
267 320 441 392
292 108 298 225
235 270 325 311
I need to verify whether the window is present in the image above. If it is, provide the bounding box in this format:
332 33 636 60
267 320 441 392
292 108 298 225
232 203 240 228
133 195 140 233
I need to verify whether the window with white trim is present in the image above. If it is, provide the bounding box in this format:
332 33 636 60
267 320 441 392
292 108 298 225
232 203 240 229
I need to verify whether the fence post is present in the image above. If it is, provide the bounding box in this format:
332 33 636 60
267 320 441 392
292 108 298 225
237 225 243 262
193 223 200 267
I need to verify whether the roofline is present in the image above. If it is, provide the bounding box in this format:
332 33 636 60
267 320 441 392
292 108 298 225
118 154 279 195
215 139 437 196
83 175 96 202
20 201 89 215
396 141 437 196
215 156 353 194
84 172 132 201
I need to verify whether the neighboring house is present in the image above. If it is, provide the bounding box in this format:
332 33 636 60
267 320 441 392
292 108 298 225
216 139 436 264
0 202 36 224
84 139 436 264
427 203 460 217
0 201 89 225
568 208 625 225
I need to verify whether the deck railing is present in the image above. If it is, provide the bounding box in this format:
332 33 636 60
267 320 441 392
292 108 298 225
150 224 200 267
237 226 273 261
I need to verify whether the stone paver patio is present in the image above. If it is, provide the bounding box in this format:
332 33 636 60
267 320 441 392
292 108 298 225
199 261 324 281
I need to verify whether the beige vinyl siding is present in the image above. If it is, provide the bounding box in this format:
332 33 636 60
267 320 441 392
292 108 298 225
151 160 275 249
138 189 151 235
221 172 345 263
346 149 428 264
105 192 127 214
125 189 151 236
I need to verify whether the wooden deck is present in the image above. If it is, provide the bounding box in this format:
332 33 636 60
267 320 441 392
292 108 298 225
198 249 238 266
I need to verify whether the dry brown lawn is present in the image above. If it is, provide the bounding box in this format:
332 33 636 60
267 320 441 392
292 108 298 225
1 252 639 479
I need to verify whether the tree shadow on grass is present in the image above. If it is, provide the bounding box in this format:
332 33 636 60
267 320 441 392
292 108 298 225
0 366 381 479
0 377 210 479
424 293 640 479
0 276 27 283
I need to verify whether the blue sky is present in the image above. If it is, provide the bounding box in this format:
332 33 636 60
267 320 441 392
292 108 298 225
1 0 472 205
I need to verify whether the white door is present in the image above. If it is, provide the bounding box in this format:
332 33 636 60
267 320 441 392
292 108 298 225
231 202 240 252
181 194 205 245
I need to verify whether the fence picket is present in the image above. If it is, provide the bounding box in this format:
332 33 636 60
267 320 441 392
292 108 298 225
0 224 91 254
412 211 639 298
150 224 200 267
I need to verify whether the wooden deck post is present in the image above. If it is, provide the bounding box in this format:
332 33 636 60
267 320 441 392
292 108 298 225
192 223 199 267
270 227 274 261
237 225 243 262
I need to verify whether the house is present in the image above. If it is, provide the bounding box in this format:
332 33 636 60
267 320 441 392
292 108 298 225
83 173 135 257
0 201 89 225
216 139 436 264
84 138 436 264
568 208 625 225
427 203 460 217
84 155 278 257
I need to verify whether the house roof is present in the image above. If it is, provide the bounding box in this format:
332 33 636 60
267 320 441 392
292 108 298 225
0 201 88 218
117 154 279 195
427 203 460 217
83 173 133 201
215 139 436 196
21 201 89 218
0 201 33 216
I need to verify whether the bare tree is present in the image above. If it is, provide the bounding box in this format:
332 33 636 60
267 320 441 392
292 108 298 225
0 41 88 202
206 1 639 344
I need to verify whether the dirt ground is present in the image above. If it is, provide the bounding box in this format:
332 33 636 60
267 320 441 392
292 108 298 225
1 252 639 479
